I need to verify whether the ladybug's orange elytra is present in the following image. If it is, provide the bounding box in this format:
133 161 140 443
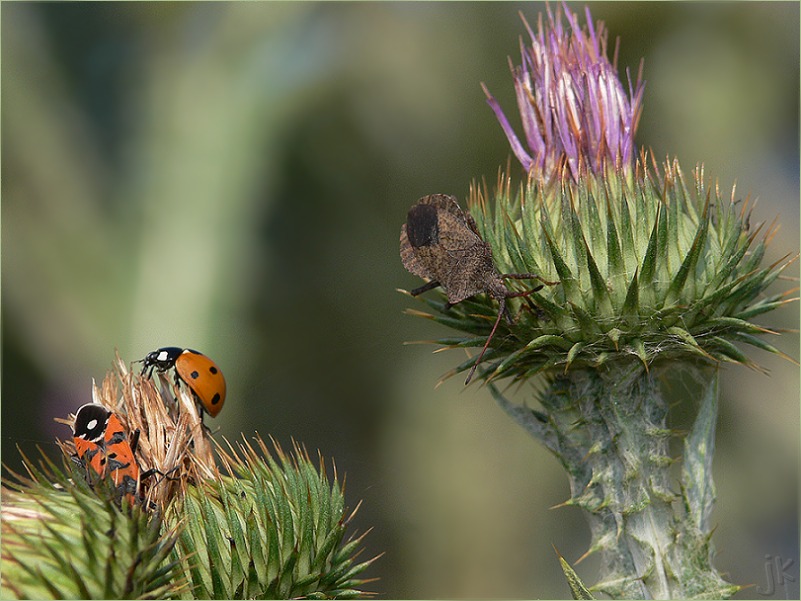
141 347 226 417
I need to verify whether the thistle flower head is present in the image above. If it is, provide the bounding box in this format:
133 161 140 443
482 2 644 181
401 4 796 596
404 3 795 386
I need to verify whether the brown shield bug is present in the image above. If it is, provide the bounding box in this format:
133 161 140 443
400 194 556 384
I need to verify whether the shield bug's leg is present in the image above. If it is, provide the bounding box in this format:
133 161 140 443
506 286 544 298
503 286 543 323
410 280 441 296
501 273 559 286
465 297 508 385
501 274 557 323
516 294 547 321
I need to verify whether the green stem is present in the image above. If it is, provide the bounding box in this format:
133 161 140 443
491 362 740 599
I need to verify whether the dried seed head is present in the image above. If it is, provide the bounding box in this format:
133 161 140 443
58 350 218 510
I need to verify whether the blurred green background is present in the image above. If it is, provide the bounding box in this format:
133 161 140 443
3 2 798 598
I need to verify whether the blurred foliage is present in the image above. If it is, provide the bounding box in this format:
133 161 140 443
2 2 798 598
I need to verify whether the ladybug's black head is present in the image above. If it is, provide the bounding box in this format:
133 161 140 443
73 403 112 442
140 346 184 377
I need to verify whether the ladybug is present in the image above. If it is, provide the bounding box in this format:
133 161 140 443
72 403 140 503
141 347 226 418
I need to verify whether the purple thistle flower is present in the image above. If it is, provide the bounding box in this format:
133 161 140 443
482 2 645 180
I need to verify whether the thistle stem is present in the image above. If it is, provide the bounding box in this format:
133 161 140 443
492 362 739 599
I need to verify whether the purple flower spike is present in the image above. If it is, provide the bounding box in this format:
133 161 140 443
483 2 645 181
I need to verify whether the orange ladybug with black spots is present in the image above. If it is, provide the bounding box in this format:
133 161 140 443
141 347 226 418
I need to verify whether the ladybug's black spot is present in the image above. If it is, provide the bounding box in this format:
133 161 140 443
190 370 200 379
209 366 218 375
211 393 221 405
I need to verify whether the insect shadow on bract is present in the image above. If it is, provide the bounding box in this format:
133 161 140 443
400 194 557 384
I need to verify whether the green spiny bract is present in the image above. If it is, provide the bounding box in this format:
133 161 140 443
1 451 184 600
169 437 377 600
409 156 794 384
